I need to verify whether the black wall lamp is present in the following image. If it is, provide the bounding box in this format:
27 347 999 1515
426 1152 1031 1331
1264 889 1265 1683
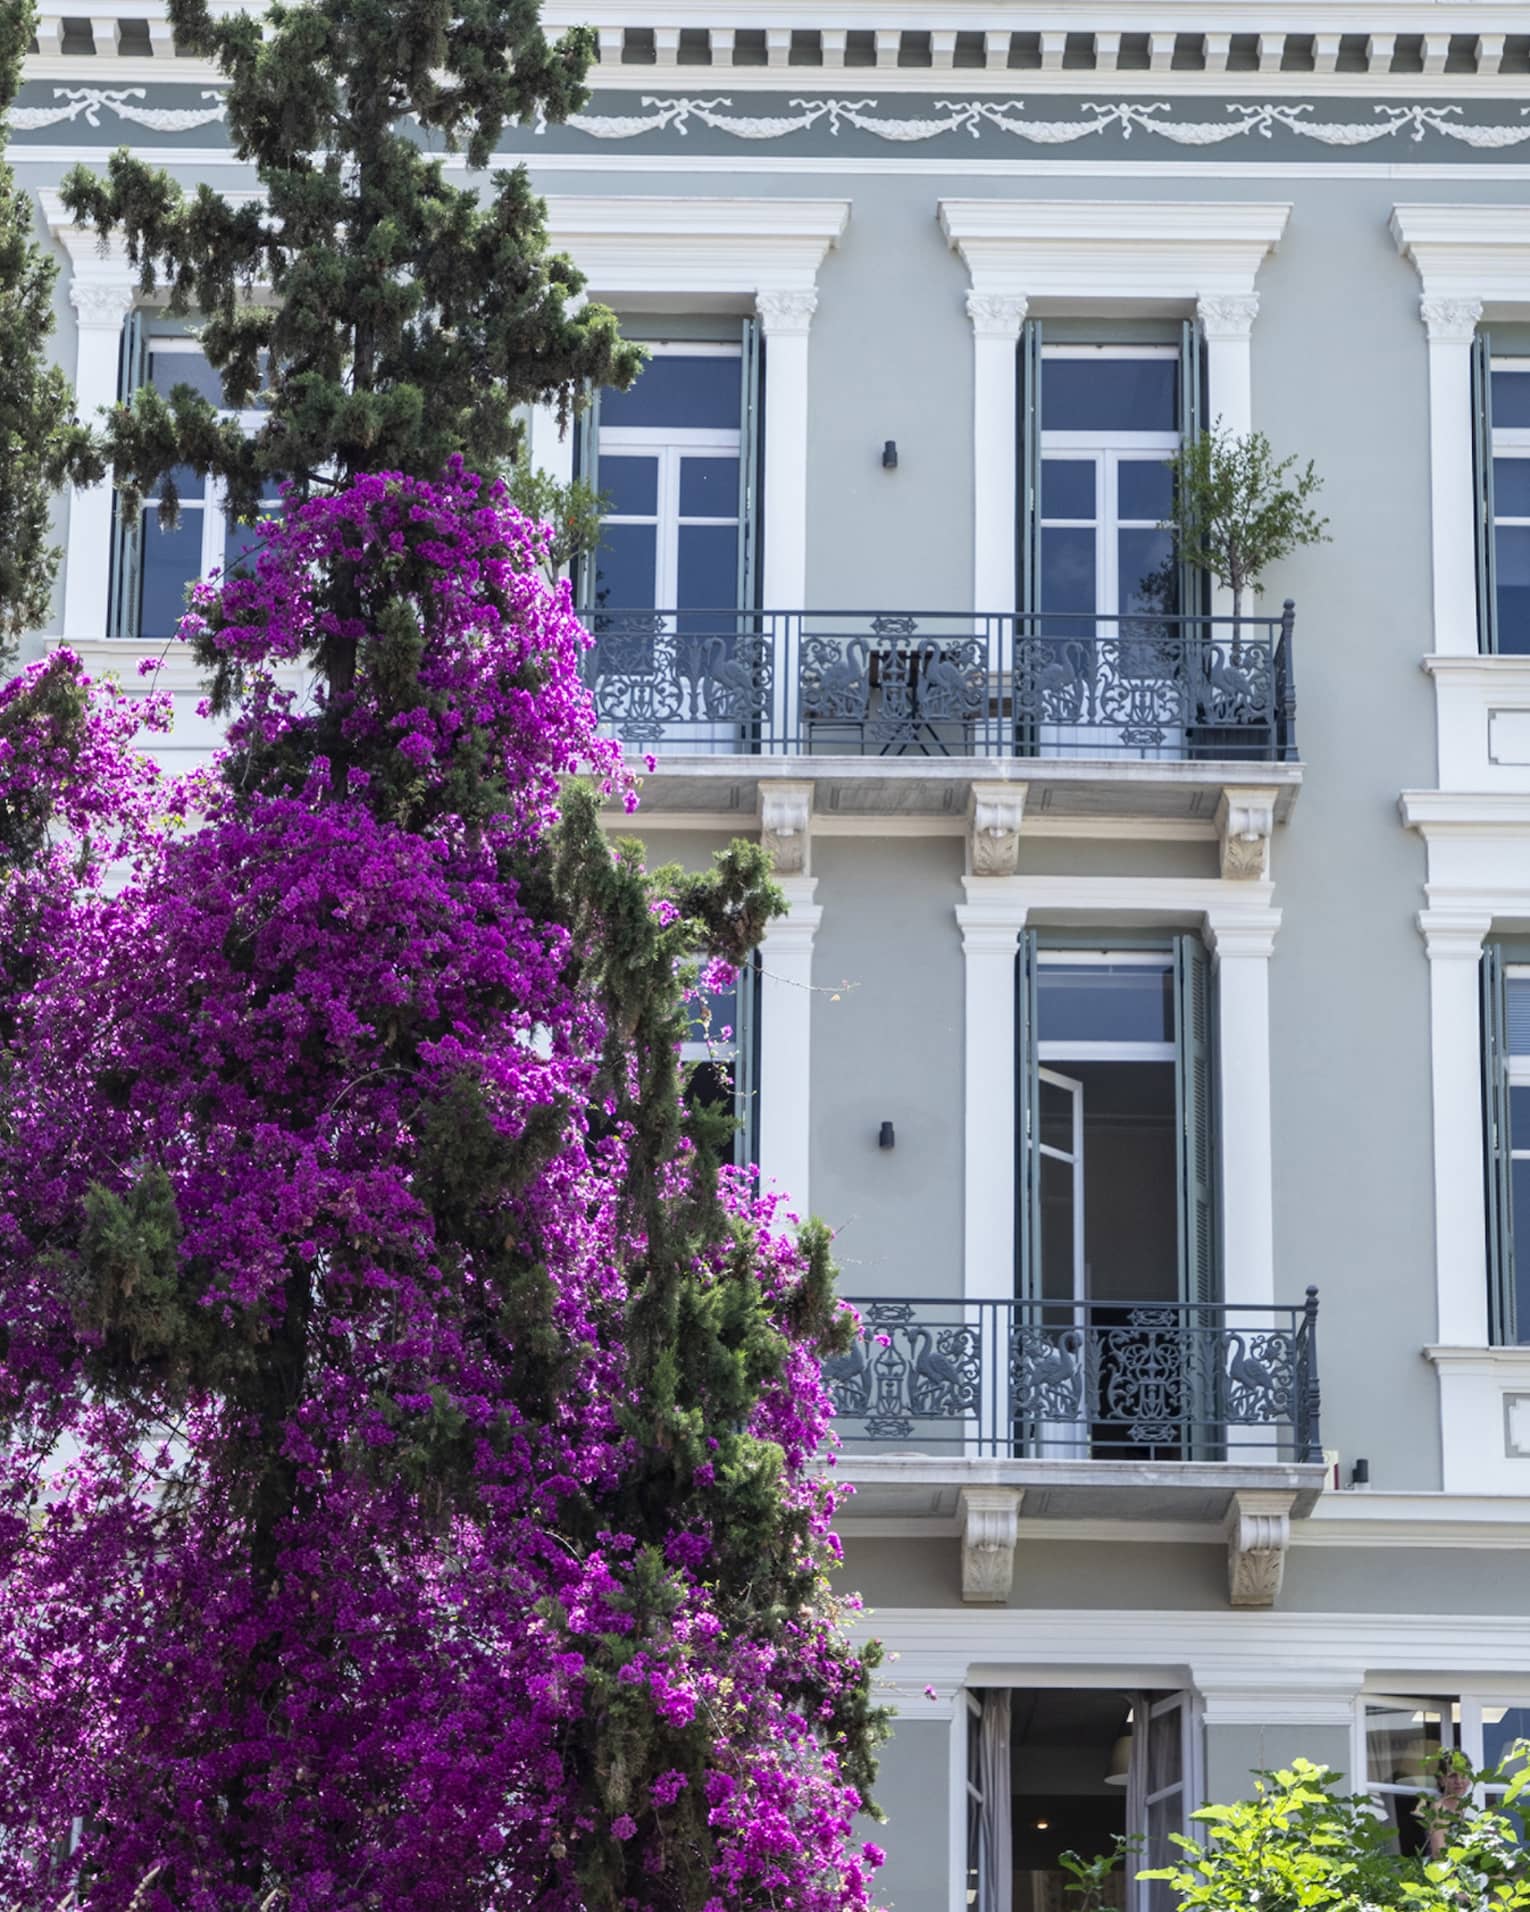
881 439 898 470
878 1121 896 1150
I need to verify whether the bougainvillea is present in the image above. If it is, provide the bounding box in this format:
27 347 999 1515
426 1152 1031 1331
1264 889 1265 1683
0 467 884 1909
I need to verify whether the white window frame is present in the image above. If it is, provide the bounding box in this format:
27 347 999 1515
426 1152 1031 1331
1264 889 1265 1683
1357 1689 1530 1812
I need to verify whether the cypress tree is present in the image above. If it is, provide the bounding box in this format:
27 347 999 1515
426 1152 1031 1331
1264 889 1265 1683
0 0 104 663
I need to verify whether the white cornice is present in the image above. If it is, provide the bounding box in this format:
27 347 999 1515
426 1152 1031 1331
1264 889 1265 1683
542 193 848 298
941 197 1289 304
1402 791 1530 833
1393 205 1530 316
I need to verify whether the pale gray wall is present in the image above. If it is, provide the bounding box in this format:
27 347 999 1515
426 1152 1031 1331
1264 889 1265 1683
1204 1723 1353 1802
871 1717 953 1912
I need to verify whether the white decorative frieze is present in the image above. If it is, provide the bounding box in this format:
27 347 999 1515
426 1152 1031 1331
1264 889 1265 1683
1216 785 1278 880
13 83 226 130
968 783 1026 878
758 780 813 874
959 1485 1023 1603
1225 1488 1295 1607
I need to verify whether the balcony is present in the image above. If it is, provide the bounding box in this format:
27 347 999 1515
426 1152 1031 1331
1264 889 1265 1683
581 604 1300 828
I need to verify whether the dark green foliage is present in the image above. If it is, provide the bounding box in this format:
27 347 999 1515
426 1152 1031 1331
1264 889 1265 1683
60 0 644 530
0 0 104 661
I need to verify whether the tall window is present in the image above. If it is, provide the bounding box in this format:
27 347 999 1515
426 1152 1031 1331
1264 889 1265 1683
681 959 759 1170
1480 951 1530 1342
1472 342 1530 655
114 335 278 642
1363 1695 1530 1853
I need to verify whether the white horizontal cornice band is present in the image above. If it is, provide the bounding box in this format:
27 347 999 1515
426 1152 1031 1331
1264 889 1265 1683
541 193 849 296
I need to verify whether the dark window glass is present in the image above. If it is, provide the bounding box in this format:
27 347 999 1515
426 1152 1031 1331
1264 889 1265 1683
1039 526 1095 615
1039 1149 1075 1303
678 456 739 518
1496 526 1530 656
1037 962 1174 1045
1041 459 1094 520
685 983 739 1046
140 507 203 635
1118 459 1174 523
600 354 741 430
677 524 737 610
223 515 278 577
1492 368 1530 429
1484 1707 1530 1777
1495 458 1530 519
600 455 659 518
1512 1158 1530 1343
1043 357 1177 433
593 522 657 608
1119 529 1176 616
148 349 224 407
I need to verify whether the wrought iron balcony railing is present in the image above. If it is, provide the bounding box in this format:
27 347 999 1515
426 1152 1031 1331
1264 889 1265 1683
826 1292 1320 1461
578 605 1297 763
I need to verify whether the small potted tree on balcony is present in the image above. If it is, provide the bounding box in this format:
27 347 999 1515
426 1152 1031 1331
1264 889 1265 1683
1161 422 1329 756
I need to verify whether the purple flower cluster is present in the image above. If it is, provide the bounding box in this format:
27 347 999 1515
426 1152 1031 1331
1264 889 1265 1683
0 472 882 1911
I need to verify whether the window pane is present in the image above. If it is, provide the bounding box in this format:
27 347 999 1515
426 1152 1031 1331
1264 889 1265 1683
1512 1158 1530 1343
223 515 278 578
1365 1702 1444 1789
1040 526 1095 615
1497 525 1530 655
593 522 657 608
600 354 741 430
1118 459 1174 523
685 982 738 1050
148 349 224 407
1037 963 1174 1045
677 524 737 610
1039 1149 1075 1303
1043 357 1177 433
679 456 739 518
1508 980 1530 1055
1039 1077 1074 1155
140 506 204 635
1482 1706 1530 1778
1041 459 1095 520
1118 528 1176 616
1494 459 1530 520
1492 368 1530 430
600 455 658 518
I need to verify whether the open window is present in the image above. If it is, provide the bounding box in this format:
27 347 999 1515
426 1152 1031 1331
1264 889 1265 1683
1472 339 1530 655
1362 1694 1530 1853
681 955 759 1170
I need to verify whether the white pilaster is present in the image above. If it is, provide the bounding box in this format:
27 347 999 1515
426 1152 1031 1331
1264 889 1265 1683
1419 298 1484 657
527 295 585 496
966 292 1027 614
47 203 136 643
1420 910 1493 1346
1196 292 1259 440
758 873 820 1218
756 289 818 613
1205 910 1281 1309
955 885 1025 1302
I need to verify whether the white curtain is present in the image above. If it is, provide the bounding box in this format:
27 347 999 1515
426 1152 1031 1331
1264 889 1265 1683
979 1690 1012 1912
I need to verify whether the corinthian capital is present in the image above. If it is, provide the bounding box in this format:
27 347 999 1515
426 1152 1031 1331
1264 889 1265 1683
1196 292 1260 341
965 290 1028 340
755 288 818 336
69 274 135 329
1419 295 1483 342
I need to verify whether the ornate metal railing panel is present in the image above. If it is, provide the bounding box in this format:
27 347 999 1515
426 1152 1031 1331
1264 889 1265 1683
577 605 1297 762
825 1292 1320 1460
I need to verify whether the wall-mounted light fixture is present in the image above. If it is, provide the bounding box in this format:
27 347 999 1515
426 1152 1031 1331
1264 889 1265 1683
881 439 898 470
878 1121 896 1150
1350 1457 1371 1489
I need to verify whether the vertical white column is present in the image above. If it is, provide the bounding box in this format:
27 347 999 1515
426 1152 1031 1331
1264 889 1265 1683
757 872 820 1219
956 886 1024 1302
755 288 817 610
527 292 585 494
1206 911 1281 1307
1419 297 1485 657
62 273 135 641
965 292 1027 614
1421 911 1492 1345
1196 292 1259 438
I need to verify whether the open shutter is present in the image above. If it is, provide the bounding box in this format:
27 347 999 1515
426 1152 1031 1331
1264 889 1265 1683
572 387 602 609
1018 320 1043 616
1016 928 1042 1302
1175 933 1217 1309
107 307 147 640
737 316 760 611
1473 329 1498 655
1176 318 1205 620
1483 944 1516 1344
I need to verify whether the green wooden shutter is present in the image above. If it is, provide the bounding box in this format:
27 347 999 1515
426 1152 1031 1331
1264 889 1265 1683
1016 927 1042 1302
1019 320 1044 616
572 388 601 609
1483 944 1516 1344
1473 330 1498 655
1175 932 1218 1309
1177 318 1205 621
107 307 147 640
737 317 760 611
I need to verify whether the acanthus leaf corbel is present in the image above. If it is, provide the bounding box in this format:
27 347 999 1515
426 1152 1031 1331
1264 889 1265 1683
758 780 813 875
959 1484 1023 1603
1224 1488 1295 1607
1216 785 1278 881
968 782 1026 878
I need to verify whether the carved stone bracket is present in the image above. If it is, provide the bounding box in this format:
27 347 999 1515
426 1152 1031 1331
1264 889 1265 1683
759 780 813 874
1216 785 1278 881
968 783 1026 878
959 1485 1024 1603
1225 1488 1295 1607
